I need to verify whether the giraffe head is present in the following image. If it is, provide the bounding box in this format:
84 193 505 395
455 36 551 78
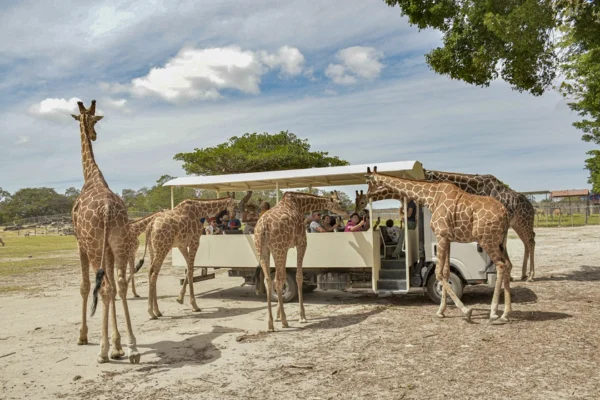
354 189 367 213
326 190 348 218
71 100 103 141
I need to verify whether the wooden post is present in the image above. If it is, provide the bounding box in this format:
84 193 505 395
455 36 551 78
170 186 174 209
586 193 590 225
569 197 573 226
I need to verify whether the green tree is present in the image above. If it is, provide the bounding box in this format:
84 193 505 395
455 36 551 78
384 0 600 188
584 150 600 192
174 131 349 175
3 188 72 219
142 175 198 211
64 187 81 200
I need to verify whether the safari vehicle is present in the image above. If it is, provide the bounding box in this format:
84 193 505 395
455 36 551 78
163 161 499 304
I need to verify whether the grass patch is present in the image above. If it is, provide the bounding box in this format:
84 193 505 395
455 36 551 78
0 234 78 259
0 257 79 276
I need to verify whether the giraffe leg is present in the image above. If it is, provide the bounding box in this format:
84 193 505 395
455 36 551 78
78 249 90 345
260 248 274 332
485 241 509 322
98 287 110 363
129 256 140 298
115 256 140 364
273 252 288 328
435 239 472 320
296 242 308 323
106 254 124 359
146 245 167 319
186 244 201 312
436 241 451 318
527 237 535 282
176 246 190 304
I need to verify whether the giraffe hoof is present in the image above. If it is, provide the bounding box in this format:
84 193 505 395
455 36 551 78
521 276 528 281
133 294 140 298
464 309 473 321
155 311 163 317
281 322 290 328
268 325 275 332
192 308 202 313
436 312 445 318
299 318 308 324
526 278 534 283
128 352 141 364
111 349 124 359
97 356 109 364
78 338 88 345
149 315 158 320
176 298 184 304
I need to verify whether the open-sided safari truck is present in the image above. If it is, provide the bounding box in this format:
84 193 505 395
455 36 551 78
163 161 499 304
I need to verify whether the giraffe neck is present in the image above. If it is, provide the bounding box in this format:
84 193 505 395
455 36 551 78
368 188 401 202
80 125 108 186
425 170 484 194
283 193 330 214
371 175 437 208
127 212 160 236
187 198 232 217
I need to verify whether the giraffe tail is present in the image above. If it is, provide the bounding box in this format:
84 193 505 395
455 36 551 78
135 227 150 273
91 203 111 317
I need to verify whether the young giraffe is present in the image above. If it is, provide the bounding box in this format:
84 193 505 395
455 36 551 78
70 100 140 363
254 191 346 332
142 197 237 319
425 169 536 281
366 167 513 323
355 186 404 228
124 212 161 298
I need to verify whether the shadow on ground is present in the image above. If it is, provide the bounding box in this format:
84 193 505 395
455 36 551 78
138 325 244 369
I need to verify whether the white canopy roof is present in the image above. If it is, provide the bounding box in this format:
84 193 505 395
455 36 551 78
163 160 425 191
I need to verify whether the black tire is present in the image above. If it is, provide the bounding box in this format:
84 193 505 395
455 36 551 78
426 271 464 305
302 284 318 293
269 271 298 303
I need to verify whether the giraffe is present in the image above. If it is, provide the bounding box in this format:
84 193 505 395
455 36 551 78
124 212 161 298
553 208 562 226
424 169 537 282
141 197 238 319
0 237 5 247
356 186 404 228
254 191 347 332
366 167 513 323
70 100 140 364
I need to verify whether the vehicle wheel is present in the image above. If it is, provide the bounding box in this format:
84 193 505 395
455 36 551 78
302 284 317 293
426 271 464 305
269 271 298 303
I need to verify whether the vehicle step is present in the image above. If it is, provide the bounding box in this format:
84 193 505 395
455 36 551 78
377 279 407 291
381 259 405 270
379 269 406 280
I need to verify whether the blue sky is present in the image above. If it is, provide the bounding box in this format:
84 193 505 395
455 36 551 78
0 0 594 208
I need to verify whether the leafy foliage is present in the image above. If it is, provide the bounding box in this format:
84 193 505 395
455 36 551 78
121 175 199 211
1 188 72 221
384 0 558 95
384 0 600 187
584 149 600 193
174 131 349 176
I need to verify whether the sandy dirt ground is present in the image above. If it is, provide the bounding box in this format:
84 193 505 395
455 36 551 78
1 226 600 400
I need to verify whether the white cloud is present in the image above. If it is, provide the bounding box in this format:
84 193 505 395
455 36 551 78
127 45 307 102
258 45 305 76
27 97 82 121
326 46 384 85
15 136 29 145
28 97 107 121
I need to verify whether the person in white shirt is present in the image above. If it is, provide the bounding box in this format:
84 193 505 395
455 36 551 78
205 220 221 235
308 211 327 233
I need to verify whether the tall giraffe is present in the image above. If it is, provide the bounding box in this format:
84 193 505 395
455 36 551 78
425 169 536 281
70 100 140 364
141 197 237 319
254 191 347 332
366 167 513 323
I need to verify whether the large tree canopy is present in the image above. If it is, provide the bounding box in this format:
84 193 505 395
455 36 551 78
1 188 72 221
384 0 600 189
174 131 349 176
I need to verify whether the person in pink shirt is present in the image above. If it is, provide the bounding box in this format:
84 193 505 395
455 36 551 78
344 213 367 232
